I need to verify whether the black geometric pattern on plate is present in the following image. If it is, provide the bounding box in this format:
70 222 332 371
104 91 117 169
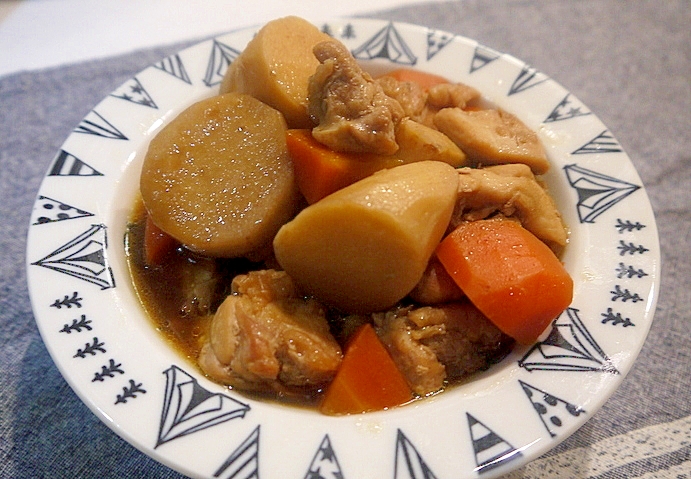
572 130 623 154
111 77 158 108
545 94 591 122
48 150 103 177
508 65 548 96
466 413 522 474
156 365 250 448
352 22 417 65
32 195 93 225
304 434 344 479
153 53 192 84
204 39 241 87
469 43 501 74
73 110 128 140
519 308 619 374
564 164 640 224
519 380 585 438
394 429 438 479
426 28 455 61
31 224 115 290
214 425 260 479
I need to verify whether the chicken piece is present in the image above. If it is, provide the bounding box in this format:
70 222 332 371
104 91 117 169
375 75 428 120
408 256 465 305
426 82 481 111
308 40 405 155
198 270 342 394
178 256 220 317
451 164 568 249
394 118 467 167
434 107 550 174
374 303 512 396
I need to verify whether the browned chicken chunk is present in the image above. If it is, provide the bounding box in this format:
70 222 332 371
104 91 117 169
308 40 405 155
434 107 550 174
451 164 568 249
374 303 513 396
198 269 342 395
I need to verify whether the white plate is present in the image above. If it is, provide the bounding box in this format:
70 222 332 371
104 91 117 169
26 18 660 478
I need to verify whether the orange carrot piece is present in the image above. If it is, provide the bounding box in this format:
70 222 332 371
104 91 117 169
319 323 412 415
378 68 450 89
286 129 402 204
436 219 573 344
144 214 178 266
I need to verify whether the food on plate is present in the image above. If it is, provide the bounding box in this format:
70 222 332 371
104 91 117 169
273 160 459 313
198 269 343 393
436 219 573 344
375 303 513 395
126 16 571 414
140 92 299 259
220 16 332 128
319 323 412 415
434 107 550 174
308 39 405 155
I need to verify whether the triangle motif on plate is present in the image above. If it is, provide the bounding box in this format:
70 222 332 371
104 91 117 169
564 164 640 223
426 28 455 60
214 425 260 479
48 150 103 177
352 22 417 65
111 77 157 108
469 44 501 73
156 365 250 447
466 413 522 473
394 429 438 479
153 53 192 84
31 224 115 290
32 195 93 225
74 110 128 140
545 93 591 122
508 65 548 95
304 434 345 479
518 308 619 374
572 129 623 154
203 39 241 87
519 380 586 437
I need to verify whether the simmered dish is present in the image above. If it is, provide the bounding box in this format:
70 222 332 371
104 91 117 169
125 16 573 415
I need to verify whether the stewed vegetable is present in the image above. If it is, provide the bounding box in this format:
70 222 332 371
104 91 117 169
126 16 570 415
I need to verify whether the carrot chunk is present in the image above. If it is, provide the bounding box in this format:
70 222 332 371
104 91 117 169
143 214 178 266
286 129 401 204
378 68 450 89
319 323 412 415
435 219 573 344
